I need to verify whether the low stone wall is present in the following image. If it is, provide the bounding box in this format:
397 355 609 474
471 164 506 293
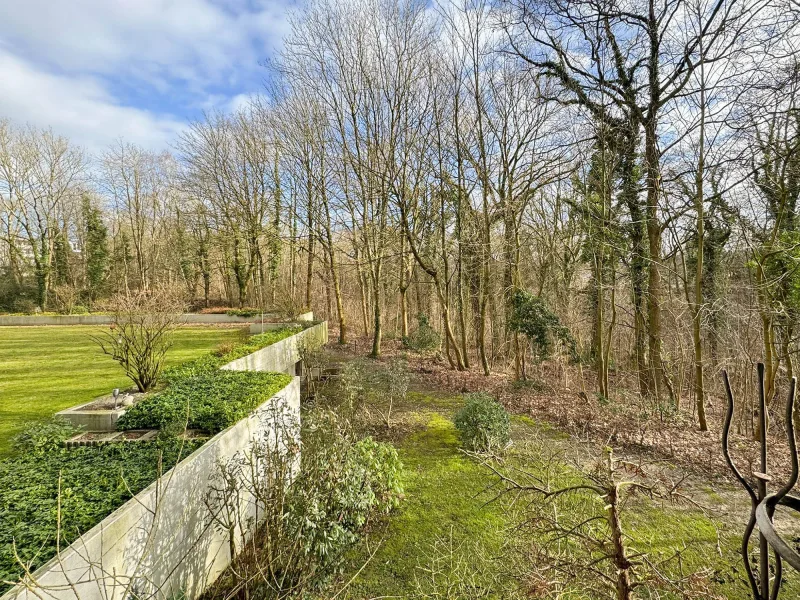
2 378 301 600
0 312 313 327
228 321 328 375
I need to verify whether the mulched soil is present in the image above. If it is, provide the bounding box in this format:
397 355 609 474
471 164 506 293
76 391 142 411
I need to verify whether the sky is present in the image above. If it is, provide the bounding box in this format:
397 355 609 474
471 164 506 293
0 0 293 154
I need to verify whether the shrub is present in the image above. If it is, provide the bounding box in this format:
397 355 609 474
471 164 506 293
13 418 82 456
11 297 37 314
508 290 578 363
286 426 403 578
453 393 511 452
52 284 81 315
339 359 366 410
0 438 202 593
117 371 292 433
225 308 263 318
206 410 403 597
351 437 404 510
403 313 441 353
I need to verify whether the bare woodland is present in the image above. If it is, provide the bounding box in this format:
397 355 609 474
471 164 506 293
2 0 800 433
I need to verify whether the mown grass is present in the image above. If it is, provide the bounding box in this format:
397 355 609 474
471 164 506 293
0 325 243 456
321 374 798 600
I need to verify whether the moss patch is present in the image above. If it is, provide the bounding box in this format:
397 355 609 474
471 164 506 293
326 398 798 599
316 362 800 600
333 412 523 598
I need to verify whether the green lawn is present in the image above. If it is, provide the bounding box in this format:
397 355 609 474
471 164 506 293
0 325 243 456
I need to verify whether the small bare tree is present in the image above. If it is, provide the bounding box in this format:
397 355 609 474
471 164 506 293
375 357 410 430
92 289 185 392
477 442 719 599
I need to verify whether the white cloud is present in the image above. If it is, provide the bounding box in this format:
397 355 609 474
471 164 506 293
0 0 293 152
0 50 185 154
0 0 290 85
227 93 255 114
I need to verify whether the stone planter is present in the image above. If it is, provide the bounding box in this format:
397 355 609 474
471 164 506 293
55 391 143 432
3 378 301 600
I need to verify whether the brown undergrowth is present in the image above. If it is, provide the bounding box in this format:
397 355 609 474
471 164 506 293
329 331 797 490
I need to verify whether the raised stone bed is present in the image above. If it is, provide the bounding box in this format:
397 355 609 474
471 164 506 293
55 390 143 432
226 321 328 375
54 323 325 431
3 377 301 600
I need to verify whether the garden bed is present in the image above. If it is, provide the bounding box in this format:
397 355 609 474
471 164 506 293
1 378 301 600
224 321 328 375
53 325 310 433
0 324 326 598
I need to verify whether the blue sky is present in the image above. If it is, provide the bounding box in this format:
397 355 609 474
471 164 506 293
0 0 292 153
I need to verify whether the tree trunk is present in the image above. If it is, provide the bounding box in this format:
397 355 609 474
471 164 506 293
693 79 707 431
645 114 666 402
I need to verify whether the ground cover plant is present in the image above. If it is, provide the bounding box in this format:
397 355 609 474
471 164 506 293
0 326 242 456
161 326 302 383
0 423 203 594
117 370 292 433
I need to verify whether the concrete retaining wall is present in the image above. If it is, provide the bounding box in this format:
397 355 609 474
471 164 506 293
2 378 301 600
229 321 328 375
0 312 313 327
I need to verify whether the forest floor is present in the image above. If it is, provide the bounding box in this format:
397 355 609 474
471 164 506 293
0 325 243 455
313 335 800 599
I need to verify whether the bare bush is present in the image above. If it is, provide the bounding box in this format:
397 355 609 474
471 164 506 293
374 357 410 430
52 284 81 315
297 336 326 399
413 529 525 599
477 441 720 600
92 289 185 392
